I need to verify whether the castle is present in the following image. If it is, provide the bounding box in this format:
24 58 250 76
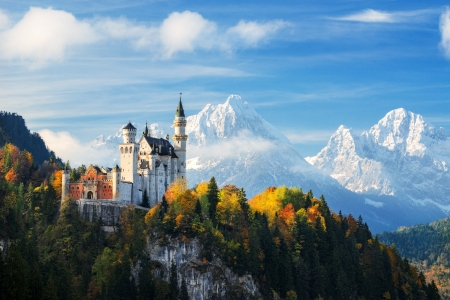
61 97 187 207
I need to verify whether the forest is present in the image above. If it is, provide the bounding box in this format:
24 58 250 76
378 219 450 299
0 140 442 299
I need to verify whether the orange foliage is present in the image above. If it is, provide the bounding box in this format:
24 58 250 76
5 167 18 184
164 177 188 203
306 205 319 224
279 203 296 228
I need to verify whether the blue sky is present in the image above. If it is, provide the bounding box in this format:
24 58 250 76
1 0 450 164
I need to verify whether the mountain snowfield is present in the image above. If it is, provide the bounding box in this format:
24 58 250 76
306 108 450 212
185 95 339 197
91 98 449 232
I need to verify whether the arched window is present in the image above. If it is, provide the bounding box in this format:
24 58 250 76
103 185 106 189
125 147 128 153
120 147 124 154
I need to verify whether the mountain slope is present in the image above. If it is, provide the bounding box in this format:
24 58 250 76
306 108 450 213
185 95 338 198
378 218 450 298
0 111 53 165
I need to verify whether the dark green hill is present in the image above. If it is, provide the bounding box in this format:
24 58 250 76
378 218 450 298
0 111 52 165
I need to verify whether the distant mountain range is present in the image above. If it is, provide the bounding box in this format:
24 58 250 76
306 108 450 213
91 96 450 233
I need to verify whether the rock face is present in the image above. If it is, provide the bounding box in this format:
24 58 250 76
147 238 261 300
76 199 130 226
307 108 450 213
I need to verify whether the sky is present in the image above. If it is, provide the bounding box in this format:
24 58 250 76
1 0 450 165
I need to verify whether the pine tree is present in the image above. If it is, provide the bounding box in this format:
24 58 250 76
179 278 189 300
169 260 178 300
141 188 150 208
207 177 219 220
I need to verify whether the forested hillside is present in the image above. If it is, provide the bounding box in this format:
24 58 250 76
378 219 450 299
0 112 56 165
0 138 441 299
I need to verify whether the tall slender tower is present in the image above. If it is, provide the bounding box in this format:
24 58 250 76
119 122 140 203
173 94 188 180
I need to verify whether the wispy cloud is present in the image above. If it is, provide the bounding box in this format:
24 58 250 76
0 9 8 30
440 7 450 58
333 8 436 23
227 20 290 47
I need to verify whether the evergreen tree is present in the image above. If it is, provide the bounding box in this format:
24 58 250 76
207 177 219 220
141 188 150 208
179 278 189 300
169 260 178 300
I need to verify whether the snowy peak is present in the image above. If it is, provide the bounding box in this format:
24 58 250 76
186 95 290 146
307 108 450 210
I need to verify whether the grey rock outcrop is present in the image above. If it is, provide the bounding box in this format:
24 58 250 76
147 238 261 300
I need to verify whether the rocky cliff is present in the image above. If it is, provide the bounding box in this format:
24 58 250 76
147 238 261 300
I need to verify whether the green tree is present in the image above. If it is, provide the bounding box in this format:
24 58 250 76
141 188 150 208
180 278 189 300
169 260 178 300
207 177 219 220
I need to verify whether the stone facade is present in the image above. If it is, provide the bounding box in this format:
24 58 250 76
61 98 187 207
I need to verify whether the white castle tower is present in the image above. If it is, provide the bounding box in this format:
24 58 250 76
119 122 140 204
173 95 188 180
61 168 70 201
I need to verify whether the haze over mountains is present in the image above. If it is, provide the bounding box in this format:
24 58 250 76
91 96 450 232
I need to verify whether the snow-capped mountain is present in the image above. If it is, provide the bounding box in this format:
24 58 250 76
185 95 339 197
306 108 450 213
90 100 450 232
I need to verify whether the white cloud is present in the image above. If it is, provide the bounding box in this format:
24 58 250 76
0 7 289 66
0 9 9 30
440 7 450 58
283 130 334 144
39 129 116 167
160 11 218 58
187 130 275 160
334 9 435 23
94 17 158 49
336 9 396 23
0 7 98 68
227 20 289 46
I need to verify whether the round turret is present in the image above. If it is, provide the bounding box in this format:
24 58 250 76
123 122 137 143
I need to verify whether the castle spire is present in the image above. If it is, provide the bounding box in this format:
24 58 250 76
144 121 149 136
175 92 185 117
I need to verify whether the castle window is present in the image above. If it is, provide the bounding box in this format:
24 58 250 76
125 147 128 153
121 147 123 154
77 186 79 190
103 185 106 189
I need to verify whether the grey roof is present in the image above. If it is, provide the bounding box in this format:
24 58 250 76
143 136 178 158
124 122 136 130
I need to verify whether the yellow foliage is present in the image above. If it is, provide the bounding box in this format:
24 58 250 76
216 187 242 226
52 170 62 200
145 206 159 225
195 182 209 197
249 187 281 223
